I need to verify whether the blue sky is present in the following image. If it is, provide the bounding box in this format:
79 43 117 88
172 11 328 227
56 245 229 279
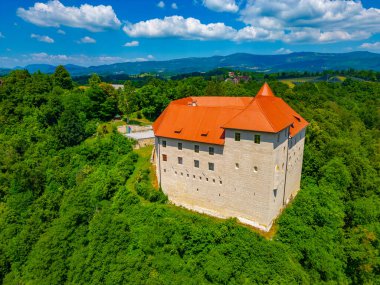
1 0 380 67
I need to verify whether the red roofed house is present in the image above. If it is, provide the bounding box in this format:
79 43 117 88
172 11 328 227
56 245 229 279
153 83 308 231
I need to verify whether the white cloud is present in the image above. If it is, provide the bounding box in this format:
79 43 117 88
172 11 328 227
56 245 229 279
31 52 68 60
157 1 165 8
0 32 4 38
239 0 380 43
203 0 238 13
31 33 54 43
135 55 155 62
57 29 65 35
360 42 380 50
124 40 139 47
78 36 96 44
17 0 121 32
275 48 292 54
234 26 282 41
171 3 178 9
123 16 237 40
123 16 281 42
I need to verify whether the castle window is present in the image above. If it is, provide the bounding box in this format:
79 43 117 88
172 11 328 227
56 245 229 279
254 135 261 144
254 166 258 172
178 157 183 164
213 179 216 183
235 132 241 141
273 189 278 197
194 145 199 153
162 140 167 147
219 180 222 185
235 163 239 169
206 178 209 181
208 162 214 171
162 154 167 161
178 142 182 150
194 160 200 168
209 147 214 155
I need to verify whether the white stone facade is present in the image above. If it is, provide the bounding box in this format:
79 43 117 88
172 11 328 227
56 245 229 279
155 127 306 231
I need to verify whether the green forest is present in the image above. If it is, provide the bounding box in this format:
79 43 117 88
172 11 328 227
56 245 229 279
0 67 379 284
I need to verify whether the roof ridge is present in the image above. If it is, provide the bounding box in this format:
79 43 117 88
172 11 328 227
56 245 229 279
255 97 276 132
222 97 256 127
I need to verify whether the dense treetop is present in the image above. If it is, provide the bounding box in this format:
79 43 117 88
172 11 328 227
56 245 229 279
0 66 379 284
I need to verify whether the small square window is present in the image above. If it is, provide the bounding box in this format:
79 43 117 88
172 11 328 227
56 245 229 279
194 160 199 168
178 157 183 164
194 145 199 153
162 140 167 147
162 154 167 161
178 142 182 150
219 180 222 185
209 147 214 155
235 132 241 141
208 162 214 171
254 135 261 144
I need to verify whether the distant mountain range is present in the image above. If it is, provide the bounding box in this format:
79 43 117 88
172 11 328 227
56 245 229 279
2 51 380 77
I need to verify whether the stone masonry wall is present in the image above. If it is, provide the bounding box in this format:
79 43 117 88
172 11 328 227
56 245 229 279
155 127 306 231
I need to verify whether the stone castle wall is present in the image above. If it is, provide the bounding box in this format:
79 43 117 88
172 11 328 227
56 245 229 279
155 127 306 231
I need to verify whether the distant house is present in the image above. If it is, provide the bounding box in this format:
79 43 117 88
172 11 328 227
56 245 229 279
153 83 308 231
111 84 124 90
225 75 250 84
225 77 239 84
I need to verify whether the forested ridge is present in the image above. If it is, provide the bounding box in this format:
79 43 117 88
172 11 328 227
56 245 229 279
0 67 379 284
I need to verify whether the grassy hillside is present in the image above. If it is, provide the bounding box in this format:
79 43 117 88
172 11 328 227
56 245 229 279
0 68 379 284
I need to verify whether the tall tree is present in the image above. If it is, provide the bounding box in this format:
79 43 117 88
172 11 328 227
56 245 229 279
88 73 101 88
53 65 73 90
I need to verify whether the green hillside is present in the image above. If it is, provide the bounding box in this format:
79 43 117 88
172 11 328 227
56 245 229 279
0 68 379 284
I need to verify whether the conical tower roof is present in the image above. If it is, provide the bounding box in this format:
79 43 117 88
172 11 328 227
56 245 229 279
256 82 274 97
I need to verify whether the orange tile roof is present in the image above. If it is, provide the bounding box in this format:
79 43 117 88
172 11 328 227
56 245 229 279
153 83 308 145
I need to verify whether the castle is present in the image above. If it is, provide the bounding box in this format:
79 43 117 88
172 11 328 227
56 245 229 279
153 83 308 231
